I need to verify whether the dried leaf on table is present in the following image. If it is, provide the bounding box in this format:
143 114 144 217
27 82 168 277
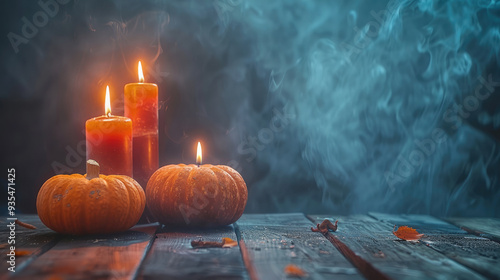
15 220 37 230
222 237 238 248
311 219 338 233
284 264 307 277
393 225 424 241
191 237 238 248
15 250 31 256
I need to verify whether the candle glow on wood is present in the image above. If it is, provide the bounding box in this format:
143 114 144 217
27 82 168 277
196 142 202 166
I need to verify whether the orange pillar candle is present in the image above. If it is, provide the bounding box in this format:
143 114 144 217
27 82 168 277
124 61 159 187
86 86 133 176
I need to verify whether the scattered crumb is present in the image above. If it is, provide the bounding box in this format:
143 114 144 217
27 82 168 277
374 251 385 258
284 264 307 277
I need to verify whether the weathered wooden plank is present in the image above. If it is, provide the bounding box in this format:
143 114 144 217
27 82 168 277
10 223 157 280
445 217 500 243
369 213 500 280
235 213 363 280
0 215 60 276
139 225 247 280
309 214 487 280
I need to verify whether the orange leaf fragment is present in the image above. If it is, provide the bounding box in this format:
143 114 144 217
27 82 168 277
222 237 238 248
191 237 238 248
393 225 424 241
284 264 307 277
15 250 31 256
15 220 37 230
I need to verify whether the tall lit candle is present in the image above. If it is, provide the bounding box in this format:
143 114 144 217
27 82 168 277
86 86 133 176
124 61 159 187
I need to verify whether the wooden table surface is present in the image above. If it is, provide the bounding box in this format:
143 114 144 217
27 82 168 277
1 213 499 280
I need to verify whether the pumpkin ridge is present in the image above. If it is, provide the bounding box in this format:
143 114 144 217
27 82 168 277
51 176 73 233
104 175 128 232
209 166 232 224
123 175 145 228
66 177 87 234
188 166 219 226
175 166 196 225
122 177 141 228
168 166 188 224
216 165 247 223
148 165 180 223
55 177 72 233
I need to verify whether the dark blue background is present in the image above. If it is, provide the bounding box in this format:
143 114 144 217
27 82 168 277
1 0 499 217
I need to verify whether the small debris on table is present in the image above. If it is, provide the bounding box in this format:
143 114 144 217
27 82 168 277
393 225 424 241
311 219 338 233
15 220 37 230
191 237 238 248
15 250 31 256
374 250 385 258
284 264 307 277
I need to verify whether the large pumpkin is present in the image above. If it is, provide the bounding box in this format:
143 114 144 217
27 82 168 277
146 164 247 227
36 160 145 235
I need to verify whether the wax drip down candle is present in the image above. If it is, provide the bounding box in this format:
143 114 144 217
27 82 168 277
86 86 133 176
124 61 159 188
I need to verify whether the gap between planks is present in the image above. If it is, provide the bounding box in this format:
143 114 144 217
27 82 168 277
235 213 363 280
305 215 390 280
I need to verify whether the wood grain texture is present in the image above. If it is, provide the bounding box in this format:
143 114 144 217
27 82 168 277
369 213 500 280
235 213 363 280
10 223 157 280
310 214 487 280
139 225 247 280
0 215 60 277
445 217 500 243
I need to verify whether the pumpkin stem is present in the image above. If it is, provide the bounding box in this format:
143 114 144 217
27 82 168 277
86 159 100 180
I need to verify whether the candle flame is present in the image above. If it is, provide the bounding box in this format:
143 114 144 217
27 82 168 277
138 61 145 83
105 85 111 117
196 142 202 166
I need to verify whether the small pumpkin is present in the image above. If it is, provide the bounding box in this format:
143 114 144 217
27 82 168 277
146 164 248 227
36 160 145 235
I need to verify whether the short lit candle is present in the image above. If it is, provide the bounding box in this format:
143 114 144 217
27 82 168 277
124 61 159 187
86 86 133 176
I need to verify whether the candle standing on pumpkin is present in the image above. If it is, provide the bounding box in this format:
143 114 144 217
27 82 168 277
86 86 133 176
124 61 159 187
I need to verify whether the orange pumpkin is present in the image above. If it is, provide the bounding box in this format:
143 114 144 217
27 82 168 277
36 160 145 235
146 164 248 227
